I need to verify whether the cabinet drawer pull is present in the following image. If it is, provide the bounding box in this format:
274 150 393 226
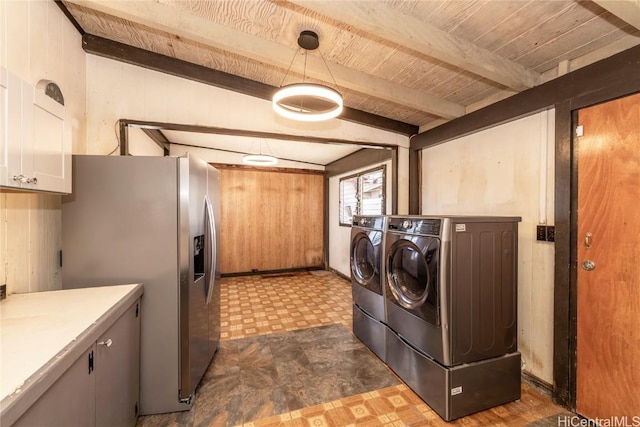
98 338 113 347
11 174 37 184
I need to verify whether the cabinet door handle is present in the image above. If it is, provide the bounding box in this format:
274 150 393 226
11 175 37 184
98 338 113 347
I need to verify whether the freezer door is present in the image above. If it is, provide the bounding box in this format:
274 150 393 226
178 155 211 402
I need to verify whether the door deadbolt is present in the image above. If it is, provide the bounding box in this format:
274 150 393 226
581 260 595 271
584 232 593 249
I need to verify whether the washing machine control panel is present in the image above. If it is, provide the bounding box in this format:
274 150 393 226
389 217 441 236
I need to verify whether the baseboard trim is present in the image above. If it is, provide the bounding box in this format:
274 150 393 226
522 371 553 396
221 266 323 278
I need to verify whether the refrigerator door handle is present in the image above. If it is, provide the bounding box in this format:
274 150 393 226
204 196 216 305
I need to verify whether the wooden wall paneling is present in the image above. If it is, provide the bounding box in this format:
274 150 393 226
3 192 62 294
0 192 6 290
218 166 324 274
29 0 48 81
6 192 31 294
36 194 62 292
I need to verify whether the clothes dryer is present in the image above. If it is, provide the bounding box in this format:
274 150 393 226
350 215 387 361
384 215 522 420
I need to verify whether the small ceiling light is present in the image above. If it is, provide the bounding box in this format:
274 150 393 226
242 154 278 166
272 30 343 122
242 139 278 166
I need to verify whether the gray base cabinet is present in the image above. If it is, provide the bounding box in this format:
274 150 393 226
13 347 95 427
96 301 141 427
12 301 141 427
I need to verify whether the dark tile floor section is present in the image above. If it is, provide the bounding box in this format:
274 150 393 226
136 324 399 427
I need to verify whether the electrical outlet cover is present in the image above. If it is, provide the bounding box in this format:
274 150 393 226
547 226 555 242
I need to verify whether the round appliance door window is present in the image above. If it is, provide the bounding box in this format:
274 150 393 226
351 234 378 286
387 240 430 309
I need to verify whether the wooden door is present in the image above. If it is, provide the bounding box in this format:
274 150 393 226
576 93 640 419
217 166 324 274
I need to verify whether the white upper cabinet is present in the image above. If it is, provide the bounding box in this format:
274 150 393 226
1 68 72 194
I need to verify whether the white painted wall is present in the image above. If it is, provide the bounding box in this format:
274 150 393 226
128 127 165 156
85 56 409 157
420 110 556 385
1 0 86 294
329 160 393 276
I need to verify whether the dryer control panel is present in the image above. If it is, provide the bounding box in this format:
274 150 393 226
353 215 385 230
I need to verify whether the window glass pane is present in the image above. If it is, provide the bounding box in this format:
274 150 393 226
360 169 384 215
339 166 385 226
340 177 358 224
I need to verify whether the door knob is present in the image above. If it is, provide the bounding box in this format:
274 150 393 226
581 260 595 271
98 338 113 347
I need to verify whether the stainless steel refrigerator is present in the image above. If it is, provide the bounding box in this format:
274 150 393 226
61 154 221 415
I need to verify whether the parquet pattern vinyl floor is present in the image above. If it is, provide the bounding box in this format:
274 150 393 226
220 271 352 340
137 271 573 427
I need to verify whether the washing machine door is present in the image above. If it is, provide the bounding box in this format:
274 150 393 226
350 229 383 295
386 236 439 325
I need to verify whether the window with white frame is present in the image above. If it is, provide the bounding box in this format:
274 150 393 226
339 165 386 226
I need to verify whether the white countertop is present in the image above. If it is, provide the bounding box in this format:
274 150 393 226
0 285 142 402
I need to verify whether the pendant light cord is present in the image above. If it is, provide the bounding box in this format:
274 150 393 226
279 48 301 88
319 49 340 93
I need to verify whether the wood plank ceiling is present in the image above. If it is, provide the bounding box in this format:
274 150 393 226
62 0 640 134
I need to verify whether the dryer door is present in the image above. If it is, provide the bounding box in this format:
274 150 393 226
386 236 439 326
350 229 383 295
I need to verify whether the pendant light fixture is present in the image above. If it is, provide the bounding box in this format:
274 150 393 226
242 139 278 166
272 30 343 122
242 154 278 166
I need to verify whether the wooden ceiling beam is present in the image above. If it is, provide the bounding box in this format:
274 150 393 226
286 0 541 91
66 0 465 120
592 0 640 31
82 34 417 136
